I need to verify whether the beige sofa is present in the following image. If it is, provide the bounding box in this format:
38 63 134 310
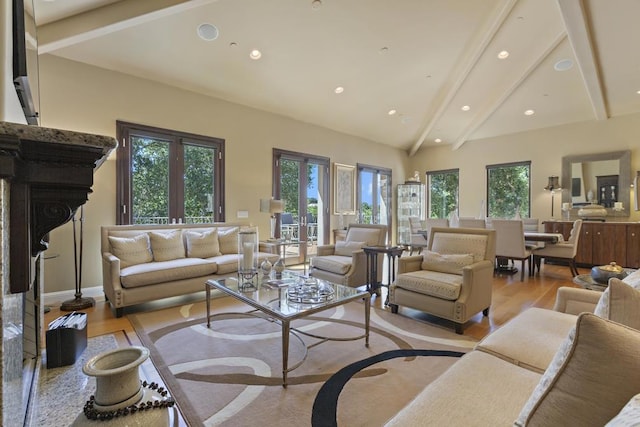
385 272 640 426
101 222 279 317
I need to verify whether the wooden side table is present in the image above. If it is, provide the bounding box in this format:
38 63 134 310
363 245 405 305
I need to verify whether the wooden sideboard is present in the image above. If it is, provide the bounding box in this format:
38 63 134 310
543 221 640 268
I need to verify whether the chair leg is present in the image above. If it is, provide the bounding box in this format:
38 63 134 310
482 307 490 316
533 256 541 275
389 304 399 314
520 259 525 281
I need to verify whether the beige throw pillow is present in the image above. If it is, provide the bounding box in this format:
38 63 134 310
593 278 640 330
184 229 221 258
421 250 474 274
218 227 239 254
149 230 185 261
334 241 365 256
108 234 152 268
515 313 640 427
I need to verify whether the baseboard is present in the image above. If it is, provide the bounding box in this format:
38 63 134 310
43 286 105 307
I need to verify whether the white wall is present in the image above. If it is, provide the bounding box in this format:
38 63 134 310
408 115 640 222
38 54 409 293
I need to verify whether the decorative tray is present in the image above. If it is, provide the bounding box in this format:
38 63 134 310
286 281 335 304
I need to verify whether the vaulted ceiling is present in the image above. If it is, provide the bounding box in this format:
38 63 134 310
31 0 640 154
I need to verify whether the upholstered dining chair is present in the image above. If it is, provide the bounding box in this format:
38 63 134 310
309 223 387 287
522 218 541 250
492 219 532 281
532 219 583 277
457 218 487 228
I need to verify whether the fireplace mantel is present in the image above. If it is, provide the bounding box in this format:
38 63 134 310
0 122 116 293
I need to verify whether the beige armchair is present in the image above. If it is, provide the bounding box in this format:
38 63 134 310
389 227 496 334
533 219 583 277
309 223 387 287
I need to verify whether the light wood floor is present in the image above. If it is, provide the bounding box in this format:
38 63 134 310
44 262 583 343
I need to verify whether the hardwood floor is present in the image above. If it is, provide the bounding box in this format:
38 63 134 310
44 262 583 343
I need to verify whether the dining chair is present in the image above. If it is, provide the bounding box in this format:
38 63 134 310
457 218 486 228
492 219 532 281
522 218 541 250
532 219 583 277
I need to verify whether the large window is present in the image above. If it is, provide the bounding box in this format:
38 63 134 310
357 164 392 226
116 121 225 225
486 161 531 218
427 169 459 219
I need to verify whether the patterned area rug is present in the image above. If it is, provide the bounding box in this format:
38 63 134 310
129 297 477 426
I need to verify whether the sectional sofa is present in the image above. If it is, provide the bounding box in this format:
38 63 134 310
101 222 279 317
385 270 640 426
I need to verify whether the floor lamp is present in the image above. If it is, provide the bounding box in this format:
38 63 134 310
61 206 95 311
260 198 284 240
544 176 562 218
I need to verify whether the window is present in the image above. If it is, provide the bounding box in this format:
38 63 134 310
357 164 392 226
116 121 225 225
427 169 459 219
486 161 531 218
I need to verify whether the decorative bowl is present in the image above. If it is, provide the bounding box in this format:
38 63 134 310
590 262 627 284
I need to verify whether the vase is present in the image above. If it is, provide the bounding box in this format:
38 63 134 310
260 259 272 275
273 257 285 274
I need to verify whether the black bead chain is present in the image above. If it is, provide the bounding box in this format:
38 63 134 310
83 381 175 421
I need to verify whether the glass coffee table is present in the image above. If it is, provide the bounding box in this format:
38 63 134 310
205 270 370 387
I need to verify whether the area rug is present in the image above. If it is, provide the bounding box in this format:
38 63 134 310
129 297 477 426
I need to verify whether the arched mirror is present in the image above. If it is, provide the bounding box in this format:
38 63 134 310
561 150 631 217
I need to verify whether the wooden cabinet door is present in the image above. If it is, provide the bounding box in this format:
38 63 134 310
627 224 640 268
576 222 593 265
591 223 626 266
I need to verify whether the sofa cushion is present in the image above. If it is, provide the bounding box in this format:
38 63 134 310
149 230 185 261
515 313 640 427
218 227 239 254
421 250 474 275
605 393 640 427
385 351 541 427
207 254 240 275
311 255 353 275
593 278 640 330
431 232 488 262
334 241 365 256
475 307 577 373
120 258 217 288
184 229 221 258
394 270 462 300
108 233 153 268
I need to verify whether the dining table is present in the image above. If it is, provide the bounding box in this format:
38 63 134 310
523 232 564 243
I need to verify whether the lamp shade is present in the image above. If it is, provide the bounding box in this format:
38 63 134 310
544 176 561 191
260 198 284 214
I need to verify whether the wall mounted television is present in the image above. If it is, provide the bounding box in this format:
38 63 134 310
12 0 39 125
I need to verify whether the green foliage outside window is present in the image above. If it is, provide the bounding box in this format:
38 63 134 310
132 137 169 222
280 159 314 218
428 171 459 219
487 163 530 218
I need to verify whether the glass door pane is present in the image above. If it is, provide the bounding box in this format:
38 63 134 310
131 136 170 224
359 170 374 223
184 144 216 224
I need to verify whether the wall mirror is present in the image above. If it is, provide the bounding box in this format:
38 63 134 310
561 150 631 217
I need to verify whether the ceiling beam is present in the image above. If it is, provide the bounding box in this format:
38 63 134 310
452 32 567 150
556 0 607 120
407 0 518 157
38 0 219 54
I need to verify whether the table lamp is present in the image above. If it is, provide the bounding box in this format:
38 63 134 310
260 198 284 240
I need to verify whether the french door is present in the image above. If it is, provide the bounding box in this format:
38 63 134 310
273 149 330 264
116 121 225 225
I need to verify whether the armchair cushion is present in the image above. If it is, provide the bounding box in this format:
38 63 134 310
149 230 185 261
421 251 474 275
108 233 153 268
184 228 221 258
345 227 384 245
394 270 463 300
334 240 365 257
594 278 640 329
431 233 488 263
310 255 353 275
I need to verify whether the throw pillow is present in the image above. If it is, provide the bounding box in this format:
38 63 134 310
593 278 640 330
334 241 365 256
149 230 185 262
108 234 153 268
605 393 640 427
184 229 221 258
218 227 239 254
514 313 640 427
421 250 474 275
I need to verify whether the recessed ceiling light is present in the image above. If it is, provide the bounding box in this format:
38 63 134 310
249 49 262 60
461 105 470 111
435 138 442 143
497 50 509 59
554 59 573 71
388 109 397 115
524 109 535 116
197 23 219 41
334 86 344 94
